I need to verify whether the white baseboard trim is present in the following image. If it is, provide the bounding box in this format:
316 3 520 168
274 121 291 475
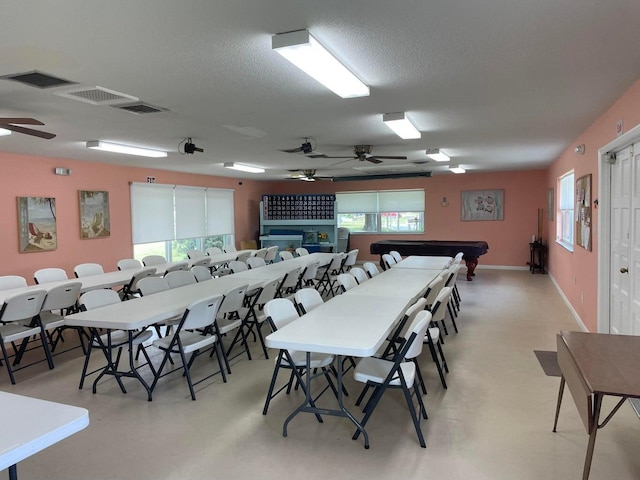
548 272 588 332
475 265 529 271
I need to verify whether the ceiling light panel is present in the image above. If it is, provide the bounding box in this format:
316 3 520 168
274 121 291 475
449 165 466 174
0 128 11 136
223 162 265 173
86 140 167 158
426 148 450 162
272 30 370 99
382 112 421 139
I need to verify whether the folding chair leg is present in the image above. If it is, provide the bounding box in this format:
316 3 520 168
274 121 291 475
427 341 447 389
413 357 428 394
447 302 458 333
0 340 16 384
401 384 426 447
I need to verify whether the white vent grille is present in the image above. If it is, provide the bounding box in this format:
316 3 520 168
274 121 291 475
54 86 138 105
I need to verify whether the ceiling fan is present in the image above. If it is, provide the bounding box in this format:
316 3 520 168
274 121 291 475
308 144 406 164
287 169 332 182
280 137 316 155
0 118 56 139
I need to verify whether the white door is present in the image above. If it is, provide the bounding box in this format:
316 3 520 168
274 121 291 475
609 144 640 334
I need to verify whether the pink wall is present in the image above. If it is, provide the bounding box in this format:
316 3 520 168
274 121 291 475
265 169 548 265
0 152 263 284
546 78 640 331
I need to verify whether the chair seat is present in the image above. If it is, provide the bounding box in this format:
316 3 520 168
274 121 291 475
39 311 66 330
425 327 440 343
216 317 242 335
153 331 217 354
0 324 40 343
354 357 416 388
280 350 334 368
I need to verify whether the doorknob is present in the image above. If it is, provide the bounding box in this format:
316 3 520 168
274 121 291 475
620 267 629 274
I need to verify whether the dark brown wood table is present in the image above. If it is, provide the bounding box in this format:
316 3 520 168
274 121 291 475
554 330 640 479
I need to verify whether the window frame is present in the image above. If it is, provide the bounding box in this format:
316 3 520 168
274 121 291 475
556 170 575 252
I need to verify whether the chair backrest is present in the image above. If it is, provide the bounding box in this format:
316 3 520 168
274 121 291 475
344 249 359 269
424 273 446 306
279 251 294 262
181 294 225 331
294 288 324 314
165 270 197 288
74 263 104 277
279 266 302 294
223 245 237 253
431 286 453 323
264 246 279 263
187 249 205 259
125 267 157 293
399 298 427 338
402 310 432 360
454 251 464 263
390 250 403 263
264 298 299 330
247 257 267 269
445 264 461 287
256 276 285 306
206 247 223 256
228 260 248 273
218 284 249 316
191 265 212 282
295 247 309 257
165 261 190 273
253 248 268 259
0 275 28 290
142 255 166 266
41 281 82 311
137 276 171 296
350 267 368 285
191 256 211 268
80 288 121 310
0 290 47 322
337 273 358 292
329 253 347 274
300 261 320 282
34 268 68 284
236 251 253 263
363 262 380 278
381 253 396 270
117 258 142 270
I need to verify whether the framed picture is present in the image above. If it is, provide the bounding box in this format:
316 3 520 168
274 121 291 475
547 188 554 221
17 196 57 252
79 190 111 239
461 189 504 221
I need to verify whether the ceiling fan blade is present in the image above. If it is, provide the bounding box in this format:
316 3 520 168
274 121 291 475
280 147 303 153
366 157 384 164
0 118 44 125
370 155 407 160
331 158 356 166
0 124 56 139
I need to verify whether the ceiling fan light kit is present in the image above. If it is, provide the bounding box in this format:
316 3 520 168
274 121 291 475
272 29 370 99
223 162 265 173
426 148 450 162
382 112 421 139
86 140 167 158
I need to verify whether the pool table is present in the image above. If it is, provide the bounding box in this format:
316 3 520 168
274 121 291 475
370 240 489 280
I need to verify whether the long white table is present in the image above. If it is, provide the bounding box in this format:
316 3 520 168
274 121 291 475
265 294 413 448
230 252 336 283
345 267 442 303
392 255 452 270
0 391 89 480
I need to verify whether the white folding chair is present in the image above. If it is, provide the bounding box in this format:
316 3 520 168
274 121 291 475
165 261 189 273
247 257 267 269
223 245 237 253
0 275 27 290
34 268 68 284
363 262 380 278
187 249 206 259
294 288 324 315
279 251 294 262
343 249 359 271
165 270 197 288
215 284 250 372
191 256 211 268
39 281 85 353
191 265 212 282
120 268 157 300
151 294 226 400
390 250 403 263
381 253 396 270
350 267 369 285
74 263 104 277
337 273 358 293
295 247 309 257
228 260 248 273
117 258 142 270
205 247 223 256
264 246 279 264
142 255 166 266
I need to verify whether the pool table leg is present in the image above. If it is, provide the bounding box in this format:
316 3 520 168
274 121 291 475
463 256 478 280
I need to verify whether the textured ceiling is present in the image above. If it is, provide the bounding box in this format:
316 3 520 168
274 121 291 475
0 0 639 180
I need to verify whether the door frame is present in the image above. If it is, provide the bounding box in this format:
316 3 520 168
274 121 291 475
597 123 640 333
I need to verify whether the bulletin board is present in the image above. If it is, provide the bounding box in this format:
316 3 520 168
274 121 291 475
576 174 592 251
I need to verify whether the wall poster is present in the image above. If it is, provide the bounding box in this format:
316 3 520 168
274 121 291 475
17 196 57 252
79 190 111 239
461 189 504 221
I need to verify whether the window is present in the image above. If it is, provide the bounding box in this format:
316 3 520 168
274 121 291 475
336 189 425 233
130 183 234 261
557 171 574 251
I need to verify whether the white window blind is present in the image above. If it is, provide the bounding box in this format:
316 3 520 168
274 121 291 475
130 183 174 244
378 190 424 212
336 191 378 213
207 189 234 235
175 186 206 240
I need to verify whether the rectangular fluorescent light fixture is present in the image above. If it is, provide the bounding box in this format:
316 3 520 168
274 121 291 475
272 29 370 99
449 165 466 174
86 140 167 158
223 162 265 174
382 112 421 139
426 148 450 162
0 128 11 136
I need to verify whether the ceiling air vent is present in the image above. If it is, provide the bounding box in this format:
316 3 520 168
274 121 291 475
114 102 168 114
0 70 76 89
54 86 139 105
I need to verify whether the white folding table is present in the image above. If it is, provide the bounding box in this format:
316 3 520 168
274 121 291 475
392 255 452 270
265 294 412 448
0 391 89 480
345 267 442 303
